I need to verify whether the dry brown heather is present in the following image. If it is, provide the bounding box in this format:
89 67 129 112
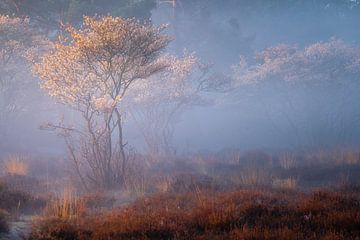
28 188 360 240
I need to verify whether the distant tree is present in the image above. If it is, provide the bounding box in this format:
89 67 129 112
33 16 170 189
0 15 42 147
234 39 360 85
154 0 360 68
232 39 360 148
125 53 229 160
0 0 157 33
177 0 360 14
155 0 256 67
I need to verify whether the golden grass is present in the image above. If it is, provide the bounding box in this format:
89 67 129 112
237 168 271 186
279 152 297 169
3 155 29 176
43 187 85 220
272 177 297 189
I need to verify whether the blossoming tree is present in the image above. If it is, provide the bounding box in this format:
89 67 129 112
232 39 360 148
33 16 170 189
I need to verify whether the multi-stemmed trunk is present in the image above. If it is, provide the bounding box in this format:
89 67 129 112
66 107 127 190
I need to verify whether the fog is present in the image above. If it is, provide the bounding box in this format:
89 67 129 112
1 0 360 156
2 2 360 238
152 0 360 152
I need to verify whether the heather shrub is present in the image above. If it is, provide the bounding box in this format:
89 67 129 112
28 188 360 240
82 192 115 210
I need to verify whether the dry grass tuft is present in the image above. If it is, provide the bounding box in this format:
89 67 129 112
279 152 297 169
3 154 29 176
272 177 297 189
237 168 271 187
43 187 85 220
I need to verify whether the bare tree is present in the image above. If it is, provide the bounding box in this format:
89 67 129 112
33 16 170 189
125 53 230 160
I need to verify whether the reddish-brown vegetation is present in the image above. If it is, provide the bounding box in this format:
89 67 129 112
28 187 360 240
